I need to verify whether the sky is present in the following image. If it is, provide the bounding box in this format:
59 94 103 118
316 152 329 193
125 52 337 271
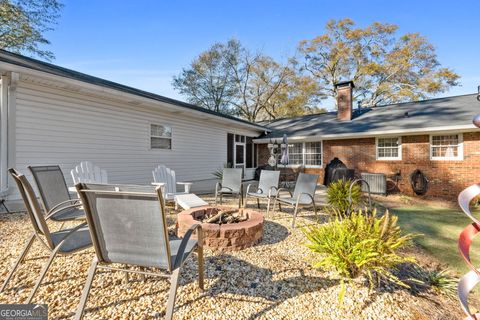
44 0 480 108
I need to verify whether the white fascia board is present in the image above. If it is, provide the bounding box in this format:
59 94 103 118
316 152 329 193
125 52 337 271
0 61 267 133
253 125 479 143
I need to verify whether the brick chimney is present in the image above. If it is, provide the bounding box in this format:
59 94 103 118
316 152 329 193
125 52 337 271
335 81 355 121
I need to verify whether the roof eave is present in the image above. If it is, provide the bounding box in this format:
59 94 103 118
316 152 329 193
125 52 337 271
0 54 269 133
253 124 479 143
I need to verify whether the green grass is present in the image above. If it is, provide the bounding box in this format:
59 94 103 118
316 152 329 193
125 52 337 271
389 204 480 275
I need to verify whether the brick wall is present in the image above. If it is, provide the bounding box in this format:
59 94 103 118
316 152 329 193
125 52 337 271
256 131 480 200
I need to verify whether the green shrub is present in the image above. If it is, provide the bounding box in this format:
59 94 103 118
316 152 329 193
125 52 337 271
212 163 232 180
303 209 415 290
326 179 362 216
406 265 457 298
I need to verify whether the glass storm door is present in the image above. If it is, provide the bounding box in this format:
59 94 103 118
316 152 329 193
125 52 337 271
234 135 246 171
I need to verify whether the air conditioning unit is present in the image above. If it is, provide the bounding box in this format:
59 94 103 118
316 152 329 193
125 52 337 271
360 173 386 195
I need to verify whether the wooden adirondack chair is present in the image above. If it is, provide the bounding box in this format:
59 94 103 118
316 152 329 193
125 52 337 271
152 165 192 205
71 161 108 185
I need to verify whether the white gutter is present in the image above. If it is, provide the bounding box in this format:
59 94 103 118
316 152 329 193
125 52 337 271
253 124 479 143
0 61 269 133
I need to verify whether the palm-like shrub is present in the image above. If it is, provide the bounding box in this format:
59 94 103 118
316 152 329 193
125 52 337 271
212 163 232 180
326 179 362 216
303 209 415 290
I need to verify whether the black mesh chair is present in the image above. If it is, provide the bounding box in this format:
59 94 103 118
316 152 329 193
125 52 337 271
74 183 204 320
272 173 319 227
1 169 92 303
28 165 84 222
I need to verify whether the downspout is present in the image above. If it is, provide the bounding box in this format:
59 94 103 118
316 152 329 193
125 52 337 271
0 74 9 195
0 72 17 196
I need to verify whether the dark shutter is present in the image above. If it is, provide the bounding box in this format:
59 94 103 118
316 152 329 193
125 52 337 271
227 133 234 167
246 137 253 168
254 143 257 167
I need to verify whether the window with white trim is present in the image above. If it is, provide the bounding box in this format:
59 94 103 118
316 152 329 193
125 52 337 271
150 124 172 149
305 142 322 166
430 134 463 160
288 141 323 167
376 137 401 160
288 143 303 165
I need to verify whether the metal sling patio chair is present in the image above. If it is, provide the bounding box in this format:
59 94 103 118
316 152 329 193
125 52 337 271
74 183 204 320
272 173 319 227
1 169 92 303
244 170 280 213
215 168 243 208
28 165 84 222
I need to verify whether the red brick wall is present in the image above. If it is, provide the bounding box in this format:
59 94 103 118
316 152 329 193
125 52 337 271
257 132 480 200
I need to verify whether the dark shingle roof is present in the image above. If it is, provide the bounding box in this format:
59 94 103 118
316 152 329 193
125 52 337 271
0 50 267 131
259 94 480 140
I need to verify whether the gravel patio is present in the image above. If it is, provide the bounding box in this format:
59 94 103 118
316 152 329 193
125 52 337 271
0 194 463 319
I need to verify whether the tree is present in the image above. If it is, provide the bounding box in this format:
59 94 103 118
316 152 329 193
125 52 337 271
259 59 324 120
173 39 321 122
0 0 63 60
226 47 295 122
298 18 460 107
172 40 239 114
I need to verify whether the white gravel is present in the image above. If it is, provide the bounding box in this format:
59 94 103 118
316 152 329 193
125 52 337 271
0 195 463 319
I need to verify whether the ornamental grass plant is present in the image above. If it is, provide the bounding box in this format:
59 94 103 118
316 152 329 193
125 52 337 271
303 209 416 299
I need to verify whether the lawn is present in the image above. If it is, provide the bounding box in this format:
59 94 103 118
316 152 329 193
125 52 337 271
389 203 480 275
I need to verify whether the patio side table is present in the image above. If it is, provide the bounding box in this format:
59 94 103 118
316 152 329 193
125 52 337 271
175 194 208 210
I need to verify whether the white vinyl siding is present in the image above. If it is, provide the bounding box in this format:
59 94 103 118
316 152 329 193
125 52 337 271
376 137 401 160
288 141 322 167
9 80 260 200
430 133 463 160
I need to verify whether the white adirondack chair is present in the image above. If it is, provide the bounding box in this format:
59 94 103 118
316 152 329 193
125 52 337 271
71 161 108 185
152 165 192 204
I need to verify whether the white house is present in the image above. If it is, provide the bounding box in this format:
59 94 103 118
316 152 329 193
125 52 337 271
0 50 266 208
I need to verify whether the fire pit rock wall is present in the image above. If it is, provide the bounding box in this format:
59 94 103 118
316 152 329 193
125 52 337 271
176 206 264 252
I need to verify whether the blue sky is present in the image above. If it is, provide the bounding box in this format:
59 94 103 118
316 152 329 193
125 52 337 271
46 0 480 107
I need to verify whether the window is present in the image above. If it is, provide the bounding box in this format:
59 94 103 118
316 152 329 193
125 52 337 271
235 144 244 165
288 141 323 167
288 143 303 165
235 135 245 143
430 134 463 160
150 124 172 149
376 137 401 160
305 142 322 166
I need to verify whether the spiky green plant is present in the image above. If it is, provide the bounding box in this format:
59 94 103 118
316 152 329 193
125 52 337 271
326 179 362 216
406 265 457 298
212 163 232 180
303 209 416 293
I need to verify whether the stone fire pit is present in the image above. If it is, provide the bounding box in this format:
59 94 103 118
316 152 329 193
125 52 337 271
176 206 264 251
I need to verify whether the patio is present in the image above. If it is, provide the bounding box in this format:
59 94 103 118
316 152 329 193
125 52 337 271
0 193 462 319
